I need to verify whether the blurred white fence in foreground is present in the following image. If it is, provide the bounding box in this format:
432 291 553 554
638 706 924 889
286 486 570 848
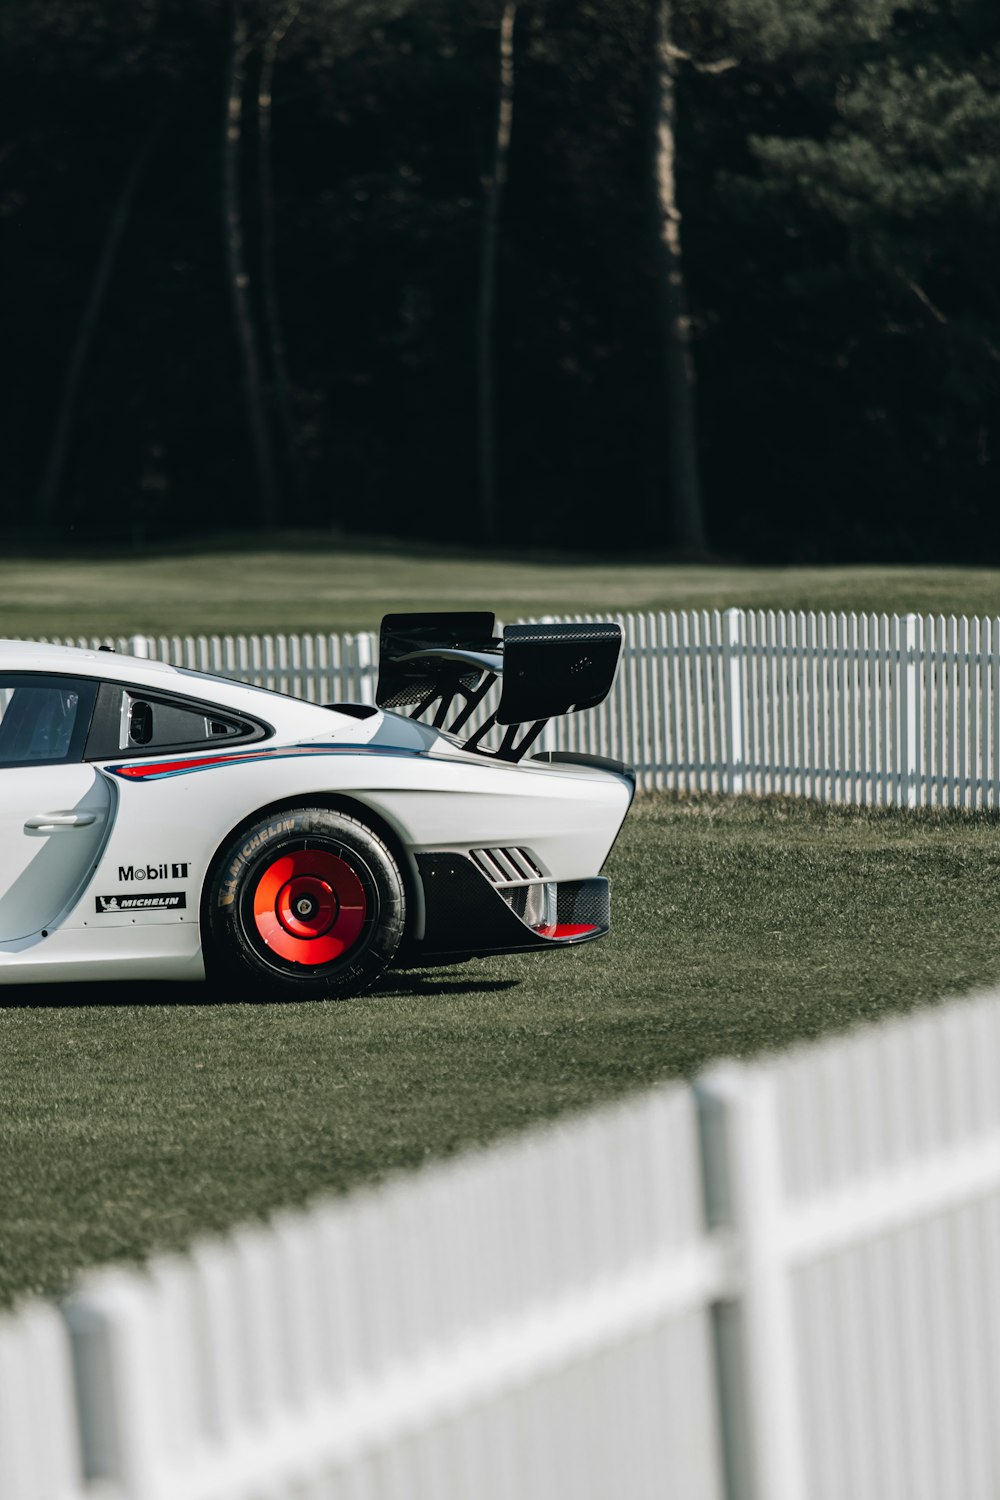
53 608 1000 804
7 988 1000 1499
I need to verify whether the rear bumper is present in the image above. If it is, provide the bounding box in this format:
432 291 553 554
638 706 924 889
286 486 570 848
413 853 610 961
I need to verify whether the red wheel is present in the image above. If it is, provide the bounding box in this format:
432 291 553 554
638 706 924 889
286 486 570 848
252 849 367 964
206 808 405 1000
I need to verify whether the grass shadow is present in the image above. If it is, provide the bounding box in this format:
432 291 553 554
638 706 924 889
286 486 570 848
0 970 521 1010
371 972 521 999
0 979 212 1010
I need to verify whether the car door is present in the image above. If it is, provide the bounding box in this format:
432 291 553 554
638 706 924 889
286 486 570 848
0 674 113 941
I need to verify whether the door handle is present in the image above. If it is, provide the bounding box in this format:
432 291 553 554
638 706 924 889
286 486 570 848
24 812 100 833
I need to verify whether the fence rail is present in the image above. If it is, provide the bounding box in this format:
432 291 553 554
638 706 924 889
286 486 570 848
35 609 1000 804
6 987 1000 1498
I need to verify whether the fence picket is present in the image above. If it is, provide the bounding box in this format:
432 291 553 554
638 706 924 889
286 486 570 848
972 617 983 808
666 613 679 792
945 613 956 807
651 609 664 780
820 612 832 800
934 614 945 808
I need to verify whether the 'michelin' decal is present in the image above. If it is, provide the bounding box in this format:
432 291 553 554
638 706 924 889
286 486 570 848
96 893 187 913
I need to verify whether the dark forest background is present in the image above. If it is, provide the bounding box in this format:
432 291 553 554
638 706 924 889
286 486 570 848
2 0 998 561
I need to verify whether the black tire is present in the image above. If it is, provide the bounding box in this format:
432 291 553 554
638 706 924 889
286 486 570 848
205 807 405 1000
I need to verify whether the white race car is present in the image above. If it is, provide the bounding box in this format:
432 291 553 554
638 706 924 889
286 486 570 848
0 613 634 999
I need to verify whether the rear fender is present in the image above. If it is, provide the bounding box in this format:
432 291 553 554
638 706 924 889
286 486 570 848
199 792 426 945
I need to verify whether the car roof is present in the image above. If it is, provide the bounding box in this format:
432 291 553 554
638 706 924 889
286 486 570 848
0 639 328 728
1 639 180 677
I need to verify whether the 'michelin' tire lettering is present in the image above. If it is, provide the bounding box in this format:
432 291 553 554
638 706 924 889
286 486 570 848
205 808 405 1001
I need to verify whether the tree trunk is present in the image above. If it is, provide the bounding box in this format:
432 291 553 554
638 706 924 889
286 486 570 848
258 1 305 508
224 2 278 525
476 0 517 547
650 0 707 554
37 136 153 527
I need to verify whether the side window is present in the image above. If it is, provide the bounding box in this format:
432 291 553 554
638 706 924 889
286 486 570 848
0 675 98 767
119 692 249 751
85 683 265 758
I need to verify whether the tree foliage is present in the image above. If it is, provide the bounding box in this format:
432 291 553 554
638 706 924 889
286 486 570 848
2 0 998 558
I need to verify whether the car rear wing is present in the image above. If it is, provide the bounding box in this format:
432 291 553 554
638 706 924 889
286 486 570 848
375 611 623 761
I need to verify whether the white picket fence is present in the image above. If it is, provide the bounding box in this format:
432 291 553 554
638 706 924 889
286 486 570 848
48 609 1000 805
6 986 1000 1500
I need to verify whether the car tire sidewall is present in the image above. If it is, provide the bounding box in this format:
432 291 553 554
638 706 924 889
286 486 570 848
206 808 405 1000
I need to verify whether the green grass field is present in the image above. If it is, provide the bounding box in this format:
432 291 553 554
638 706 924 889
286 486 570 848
3 793 1000 1307
2 537 1000 637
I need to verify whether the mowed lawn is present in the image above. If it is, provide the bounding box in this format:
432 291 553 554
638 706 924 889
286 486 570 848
3 794 1000 1307
2 541 1000 637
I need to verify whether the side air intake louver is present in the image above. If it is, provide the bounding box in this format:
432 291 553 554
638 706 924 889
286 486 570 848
468 847 544 887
